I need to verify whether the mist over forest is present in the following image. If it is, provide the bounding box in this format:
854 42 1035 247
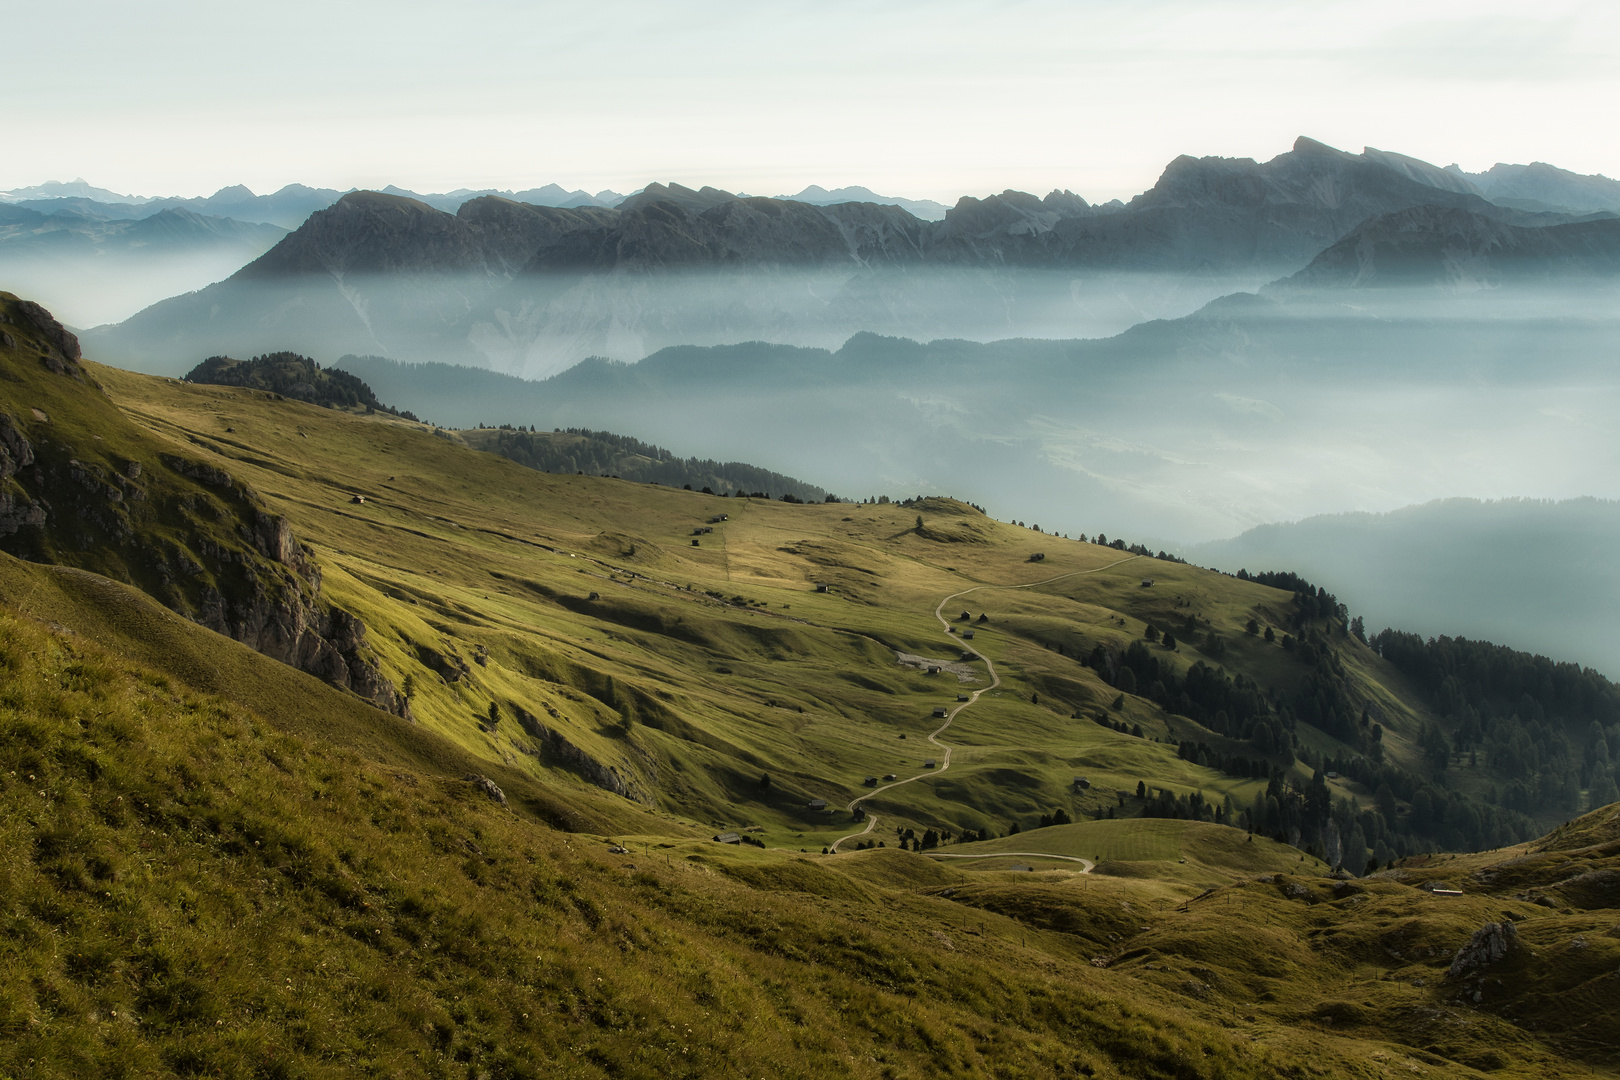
1191 498 1620 674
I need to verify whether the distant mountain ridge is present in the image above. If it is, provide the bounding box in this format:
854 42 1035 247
1 177 950 229
0 183 346 230
0 177 158 204
1447 161 1620 215
79 136 1620 378
779 184 951 221
1274 205 1620 291
0 205 289 327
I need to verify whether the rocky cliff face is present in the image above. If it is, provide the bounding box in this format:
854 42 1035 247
0 291 407 719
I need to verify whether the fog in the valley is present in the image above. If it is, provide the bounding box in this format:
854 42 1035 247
53 166 1620 673
463 267 1279 379
0 207 288 329
1188 498 1620 676
333 279 1620 542
89 266 1279 382
0 249 277 329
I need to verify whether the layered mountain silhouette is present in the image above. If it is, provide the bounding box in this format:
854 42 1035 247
0 206 288 327
84 137 1620 378
777 184 951 221
0 183 344 230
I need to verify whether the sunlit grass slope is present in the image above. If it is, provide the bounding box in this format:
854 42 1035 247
0 552 663 837
0 604 1314 1080
86 361 1458 855
6 601 1618 1078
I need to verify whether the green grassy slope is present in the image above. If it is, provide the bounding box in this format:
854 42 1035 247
0 606 1324 1079
22 342 1551 867
939 818 1315 886
1 289 1618 1073
0 552 659 837
5 601 1618 1078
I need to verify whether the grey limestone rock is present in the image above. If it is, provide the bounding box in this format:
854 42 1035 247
465 775 507 805
13 299 81 362
0 413 36 479
1449 921 1520 979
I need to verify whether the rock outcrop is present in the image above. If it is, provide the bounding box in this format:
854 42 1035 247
9 301 82 364
0 292 408 720
1448 921 1521 979
465 775 507 805
511 704 654 805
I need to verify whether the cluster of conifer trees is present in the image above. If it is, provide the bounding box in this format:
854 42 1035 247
1373 630 1620 813
1065 569 1612 864
185 353 419 420
478 426 829 501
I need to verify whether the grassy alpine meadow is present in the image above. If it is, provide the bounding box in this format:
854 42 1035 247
4 601 1617 1079
1 307 1617 1075
77 353 1590 862
95 362 1297 850
0 603 1343 1080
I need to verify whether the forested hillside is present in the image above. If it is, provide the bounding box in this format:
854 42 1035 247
185 352 418 420
1374 630 1620 813
460 425 832 502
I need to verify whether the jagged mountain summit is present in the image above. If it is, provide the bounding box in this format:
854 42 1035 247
0 177 158 204
1446 160 1620 215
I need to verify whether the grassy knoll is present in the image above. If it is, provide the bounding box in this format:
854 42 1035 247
939 818 1320 885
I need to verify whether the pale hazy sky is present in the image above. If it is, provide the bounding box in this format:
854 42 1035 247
10 0 1617 203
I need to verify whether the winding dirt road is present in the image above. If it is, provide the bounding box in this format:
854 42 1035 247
827 553 1142 856
928 851 1095 870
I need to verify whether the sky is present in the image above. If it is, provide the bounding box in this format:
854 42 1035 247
7 0 1618 204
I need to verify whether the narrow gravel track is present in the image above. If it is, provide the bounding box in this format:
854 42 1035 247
828 554 1142 854
927 851 1095 871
